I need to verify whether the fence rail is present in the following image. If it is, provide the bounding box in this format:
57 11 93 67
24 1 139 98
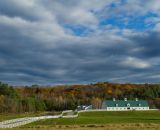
0 111 77 128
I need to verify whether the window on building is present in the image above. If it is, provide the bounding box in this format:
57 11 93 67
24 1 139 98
127 103 130 107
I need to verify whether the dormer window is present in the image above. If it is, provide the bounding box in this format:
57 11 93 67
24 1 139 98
127 103 130 107
124 98 127 101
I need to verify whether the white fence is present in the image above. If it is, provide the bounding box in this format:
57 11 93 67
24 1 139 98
78 108 159 113
0 115 63 128
0 111 78 128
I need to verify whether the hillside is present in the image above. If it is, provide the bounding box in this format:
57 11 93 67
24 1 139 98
0 82 160 113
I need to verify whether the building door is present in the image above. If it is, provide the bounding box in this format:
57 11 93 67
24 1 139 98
127 103 130 110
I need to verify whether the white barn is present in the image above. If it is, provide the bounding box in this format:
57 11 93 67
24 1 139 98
102 98 149 111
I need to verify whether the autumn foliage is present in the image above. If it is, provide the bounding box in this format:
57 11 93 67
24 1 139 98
0 81 160 113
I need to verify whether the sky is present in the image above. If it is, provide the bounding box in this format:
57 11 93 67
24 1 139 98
0 0 160 85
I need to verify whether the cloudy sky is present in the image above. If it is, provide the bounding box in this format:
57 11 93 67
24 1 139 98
0 0 160 85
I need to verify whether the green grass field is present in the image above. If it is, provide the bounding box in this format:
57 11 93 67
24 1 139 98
2 123 160 130
1 111 160 130
27 111 160 126
2 124 160 130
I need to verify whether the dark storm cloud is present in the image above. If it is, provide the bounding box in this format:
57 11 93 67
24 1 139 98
128 32 160 58
0 0 160 85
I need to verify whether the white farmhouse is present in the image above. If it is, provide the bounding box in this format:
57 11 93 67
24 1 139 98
102 98 149 111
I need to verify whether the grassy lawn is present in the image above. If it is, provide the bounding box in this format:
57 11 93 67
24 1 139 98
1 123 160 130
1 111 160 130
27 111 160 126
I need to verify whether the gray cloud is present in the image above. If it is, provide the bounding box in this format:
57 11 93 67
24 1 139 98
0 0 160 85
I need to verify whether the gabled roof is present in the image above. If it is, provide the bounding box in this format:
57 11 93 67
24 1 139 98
102 100 149 107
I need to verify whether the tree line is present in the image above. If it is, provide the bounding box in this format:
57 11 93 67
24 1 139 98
0 81 160 113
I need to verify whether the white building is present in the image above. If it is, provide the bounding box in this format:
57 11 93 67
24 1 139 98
102 98 149 111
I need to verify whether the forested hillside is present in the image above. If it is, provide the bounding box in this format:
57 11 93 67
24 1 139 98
0 82 160 113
